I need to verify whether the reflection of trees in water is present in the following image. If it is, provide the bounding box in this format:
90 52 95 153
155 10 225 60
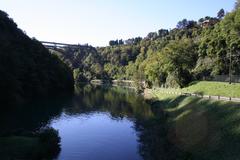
0 96 72 134
0 84 191 159
71 84 154 120
0 98 71 159
73 84 190 160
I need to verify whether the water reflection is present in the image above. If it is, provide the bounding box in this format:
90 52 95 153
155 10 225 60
0 96 72 135
0 84 188 160
56 84 187 160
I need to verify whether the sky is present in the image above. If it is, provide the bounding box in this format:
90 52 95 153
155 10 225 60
0 0 236 46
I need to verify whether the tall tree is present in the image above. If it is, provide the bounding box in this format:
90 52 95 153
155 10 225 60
217 9 225 19
176 19 188 29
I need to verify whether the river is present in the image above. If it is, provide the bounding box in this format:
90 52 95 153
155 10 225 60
0 85 187 160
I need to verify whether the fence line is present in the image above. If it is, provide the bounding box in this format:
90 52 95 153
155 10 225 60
154 89 240 103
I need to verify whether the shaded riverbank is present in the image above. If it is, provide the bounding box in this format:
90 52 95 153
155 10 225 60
144 89 240 160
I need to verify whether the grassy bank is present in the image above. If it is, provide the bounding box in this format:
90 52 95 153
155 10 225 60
147 90 240 160
155 81 240 98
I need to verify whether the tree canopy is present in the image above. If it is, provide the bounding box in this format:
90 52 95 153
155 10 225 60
50 4 240 88
0 10 74 106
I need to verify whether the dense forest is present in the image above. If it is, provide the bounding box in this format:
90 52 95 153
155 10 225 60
0 10 74 106
53 4 240 88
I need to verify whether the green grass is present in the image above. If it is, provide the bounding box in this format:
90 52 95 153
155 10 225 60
155 81 240 98
149 91 240 160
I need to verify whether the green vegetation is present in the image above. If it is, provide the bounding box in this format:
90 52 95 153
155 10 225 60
148 91 240 160
122 7 240 87
50 46 106 83
153 81 240 98
0 128 61 160
0 10 74 106
50 3 240 89
183 81 240 97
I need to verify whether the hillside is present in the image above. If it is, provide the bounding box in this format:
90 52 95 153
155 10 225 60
0 10 74 106
50 46 106 82
49 7 240 88
101 8 240 88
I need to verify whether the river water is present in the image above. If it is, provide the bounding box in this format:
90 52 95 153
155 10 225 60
0 85 186 160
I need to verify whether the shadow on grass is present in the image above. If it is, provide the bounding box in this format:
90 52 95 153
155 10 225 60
153 95 240 160
187 81 201 87
150 95 187 109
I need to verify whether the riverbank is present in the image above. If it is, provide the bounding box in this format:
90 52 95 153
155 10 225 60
157 81 240 98
144 89 240 160
91 80 240 100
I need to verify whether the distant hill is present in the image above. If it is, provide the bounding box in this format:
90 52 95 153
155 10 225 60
0 10 74 106
50 46 106 82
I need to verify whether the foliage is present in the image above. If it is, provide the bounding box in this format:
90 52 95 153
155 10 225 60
51 46 104 82
199 8 240 76
51 4 240 89
0 10 74 106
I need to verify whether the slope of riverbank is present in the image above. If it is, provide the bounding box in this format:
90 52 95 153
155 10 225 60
145 89 240 160
156 81 240 98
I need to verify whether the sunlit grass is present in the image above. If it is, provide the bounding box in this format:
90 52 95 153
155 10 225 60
183 81 240 97
148 91 240 160
154 81 240 98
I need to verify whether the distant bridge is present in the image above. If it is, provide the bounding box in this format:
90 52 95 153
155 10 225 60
40 41 88 49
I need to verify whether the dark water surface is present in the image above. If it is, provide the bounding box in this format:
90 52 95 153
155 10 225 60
0 85 183 160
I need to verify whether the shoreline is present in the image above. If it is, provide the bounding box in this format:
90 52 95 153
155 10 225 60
144 88 240 103
89 79 240 103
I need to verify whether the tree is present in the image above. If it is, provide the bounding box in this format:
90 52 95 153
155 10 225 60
158 29 169 38
109 40 115 46
0 10 74 105
199 8 240 76
147 32 158 40
119 39 124 45
217 9 225 19
134 37 142 44
160 39 198 87
198 18 205 23
176 19 188 29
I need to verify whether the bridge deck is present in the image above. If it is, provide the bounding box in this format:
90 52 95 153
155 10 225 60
40 41 88 49
40 41 80 47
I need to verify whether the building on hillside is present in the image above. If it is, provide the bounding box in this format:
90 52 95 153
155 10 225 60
200 19 219 28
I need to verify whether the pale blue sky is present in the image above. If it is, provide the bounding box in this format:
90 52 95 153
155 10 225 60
0 0 236 46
